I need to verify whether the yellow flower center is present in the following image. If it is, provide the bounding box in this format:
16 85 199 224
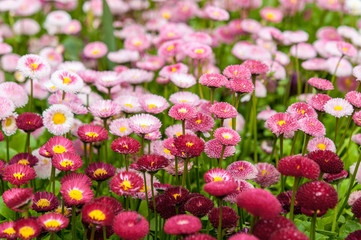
148 104 157 110
213 177 223 181
92 49 100 55
133 41 142 46
262 170 269 176
119 127 127 133
167 45 175 51
195 120 201 124
121 180 132 190
60 160 73 167
30 63 38 71
178 108 187 113
343 47 348 52
94 168 107 177
53 145 66 154
164 149 171 155
86 132 99 138
18 159 30 165
140 185 149 192
277 120 286 126
173 193 181 199
171 67 177 72
89 210 106 221
36 199 51 208
69 189 83 200
63 77 71 84
3 227 15 235
334 106 343 111
266 12 275 19
141 125 148 128
52 113 66 125
186 142 194 147
298 110 305 115
176 132 182 136
317 143 326 150
19 227 34 238
195 49 204 54
13 172 24 179
5 118 12 127
122 144 128 149
297 165 300 170
124 103 133 108
45 220 61 228
162 12 171 19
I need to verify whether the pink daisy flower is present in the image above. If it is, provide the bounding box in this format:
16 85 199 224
16 54 50 79
326 57 352 77
83 41 108 59
260 7 283 23
241 19 261 34
204 6 229 21
116 95 143 113
226 161 258 180
307 94 332 112
353 111 361 126
50 70 84 93
96 71 122 88
39 47 63 67
183 42 212 59
159 63 189 79
1 53 20 72
199 73 228 88
124 34 151 52
286 102 318 120
128 114 162 134
185 112 215 133
324 98 354 118
204 168 233 182
108 49 139 64
44 136 75 156
139 94 170 114
60 180 94 205
168 103 197 120
43 104 74 136
307 77 334 91
307 136 336 152
353 65 361 81
210 102 237 119
165 124 195 138
14 218 41 240
290 43 317 60
241 60 269 75
170 73 197 89
346 91 361 108
0 82 28 108
352 134 361 145
164 215 202 235
119 68 154 85
169 92 200 106
109 118 133 137
63 20 81 35
136 55 165 71
265 113 298 137
254 163 280 188
298 118 326 137
110 171 144 196
223 65 251 79
336 41 357 57
214 127 241 146
112 211 149 240
158 40 182 58
184 32 212 45
223 179 254 204
302 58 328 71
89 100 121 119
37 212 69 232
2 164 37 186
0 96 15 120
2 187 33 212
204 180 238 198
0 221 17 239
52 152 83 172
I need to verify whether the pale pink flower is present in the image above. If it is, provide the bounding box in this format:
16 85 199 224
83 41 108 59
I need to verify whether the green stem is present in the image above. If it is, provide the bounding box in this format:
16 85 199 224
218 145 226 168
175 156 179 185
310 211 317 240
29 78 33 111
279 134 284 161
50 232 54 240
302 135 311 156
90 224 96 240
210 88 215 105
290 131 299 155
334 118 339 144
95 181 102 197
89 142 93 164
181 157 189 188
125 154 129 171
238 208 243 230
50 166 55 193
103 226 107 240
71 205 76 240
140 134 145 156
150 174 158 240
289 177 300 222
142 172 150 220
84 142 88 166
197 60 204 99
250 215 256 233
26 132 31 154
217 199 223 240
328 55 344 95
195 157 200 193
6 135 10 162
182 120 185 136
337 116 352 153
331 184 339 232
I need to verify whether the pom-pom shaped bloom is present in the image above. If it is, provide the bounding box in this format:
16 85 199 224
135 155 169 173
352 197 361 218
210 102 237 119
223 65 252 79
17 54 50 79
204 180 238 197
2 187 33 212
204 139 236 159
0 96 15 120
164 186 189 205
50 70 84 93
16 113 43 133
266 113 298 137
278 156 320 179
323 170 348 183
173 134 205 158
225 79 255 93
242 60 269 75
345 91 361 108
112 211 149 240
286 102 318 120
139 94 170 114
52 152 83 172
31 191 59 212
14 218 41 240
199 73 228 88
204 168 233 182
60 180 94 205
254 163 280 188
78 124 108 143
307 150 343 174
208 206 238 229
85 162 115 181
307 94 332 112
298 117 325 137
83 41 108 59
43 104 74 136
224 179 254 204
186 113 215 133
110 171 144 196
2 164 36 186
128 114 162 134
226 161 258 180
324 98 354 118
37 212 69 232
269 228 309 240
0 82 28 108
89 100 121 119
164 215 202 235
81 202 114 226
253 216 296 240
308 77 334 91
0 221 17 239
169 103 198 121
296 181 338 212
9 153 38 167
185 196 214 217
111 137 140 155
237 189 282 218
214 127 241 146
307 136 336 152
345 230 361 240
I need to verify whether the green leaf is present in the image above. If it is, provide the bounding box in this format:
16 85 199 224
0 197 15 220
339 219 361 238
62 36 84 61
102 0 116 69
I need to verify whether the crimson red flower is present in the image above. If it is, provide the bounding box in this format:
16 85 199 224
2 164 37 186
31 191 59 212
14 218 41 240
111 137 141 155
173 134 205 158
2 187 33 212
208 206 239 229
346 230 361 240
78 124 108 143
52 152 83 172
185 196 214 217
277 156 320 179
81 202 114 226
277 191 301 215
9 153 38 167
61 172 92 186
16 112 43 132
237 189 282 218
203 181 238 198
323 170 348 182
296 181 338 212
0 221 16 239
351 197 361 218
164 186 189 205
307 150 343 174
37 212 69 232
269 228 309 240
135 155 169 173
110 171 144 197
85 162 115 181
225 78 255 93
253 216 296 240
164 215 202 235
94 196 123 215
112 211 149 240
